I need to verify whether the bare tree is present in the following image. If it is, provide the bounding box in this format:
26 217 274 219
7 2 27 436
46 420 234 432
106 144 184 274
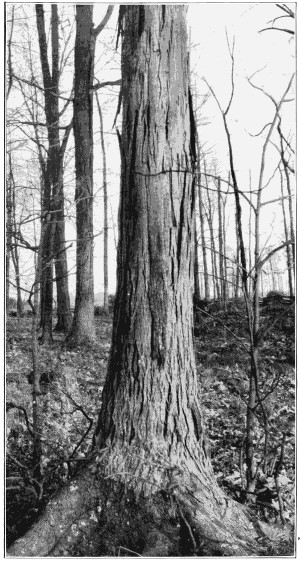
204 36 294 495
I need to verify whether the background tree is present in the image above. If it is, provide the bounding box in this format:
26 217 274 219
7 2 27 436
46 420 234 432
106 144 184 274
67 5 114 345
96 93 109 312
36 4 72 341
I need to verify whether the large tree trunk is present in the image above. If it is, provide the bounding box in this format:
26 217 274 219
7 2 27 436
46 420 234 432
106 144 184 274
93 5 258 554
67 5 95 345
8 6 261 557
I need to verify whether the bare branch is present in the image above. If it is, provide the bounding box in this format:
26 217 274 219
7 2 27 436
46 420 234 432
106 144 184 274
276 3 295 18
259 27 294 35
224 30 235 116
93 5 114 36
249 123 272 138
93 79 121 91
59 119 73 161
261 195 291 208
257 240 294 271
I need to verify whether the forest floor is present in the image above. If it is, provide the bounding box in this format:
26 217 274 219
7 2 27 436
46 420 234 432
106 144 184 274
6 296 295 555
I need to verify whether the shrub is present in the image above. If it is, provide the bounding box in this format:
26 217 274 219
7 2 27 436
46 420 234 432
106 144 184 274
266 290 284 298
94 305 109 317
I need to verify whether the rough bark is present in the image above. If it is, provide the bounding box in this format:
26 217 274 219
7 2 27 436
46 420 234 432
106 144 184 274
8 6 261 556
67 5 96 345
93 5 259 553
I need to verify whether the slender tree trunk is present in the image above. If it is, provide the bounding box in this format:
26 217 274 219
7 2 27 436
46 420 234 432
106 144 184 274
279 168 293 296
222 176 229 303
217 176 225 303
39 181 54 344
206 187 219 300
6 154 13 312
96 93 109 311
198 161 209 300
31 275 42 480
248 171 253 295
278 123 295 275
9 152 24 317
11 245 23 317
54 223 72 331
36 4 58 343
235 212 240 298
279 169 295 297
68 5 95 345
54 170 72 332
194 218 201 301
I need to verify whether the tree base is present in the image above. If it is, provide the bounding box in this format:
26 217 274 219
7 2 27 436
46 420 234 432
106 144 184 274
54 316 72 333
7 448 276 557
65 329 97 349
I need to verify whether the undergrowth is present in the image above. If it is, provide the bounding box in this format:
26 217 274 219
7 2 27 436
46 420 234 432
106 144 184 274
6 297 295 554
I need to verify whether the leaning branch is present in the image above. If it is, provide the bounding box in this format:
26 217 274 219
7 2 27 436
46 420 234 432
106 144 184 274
93 79 121 91
256 240 293 271
93 5 114 36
